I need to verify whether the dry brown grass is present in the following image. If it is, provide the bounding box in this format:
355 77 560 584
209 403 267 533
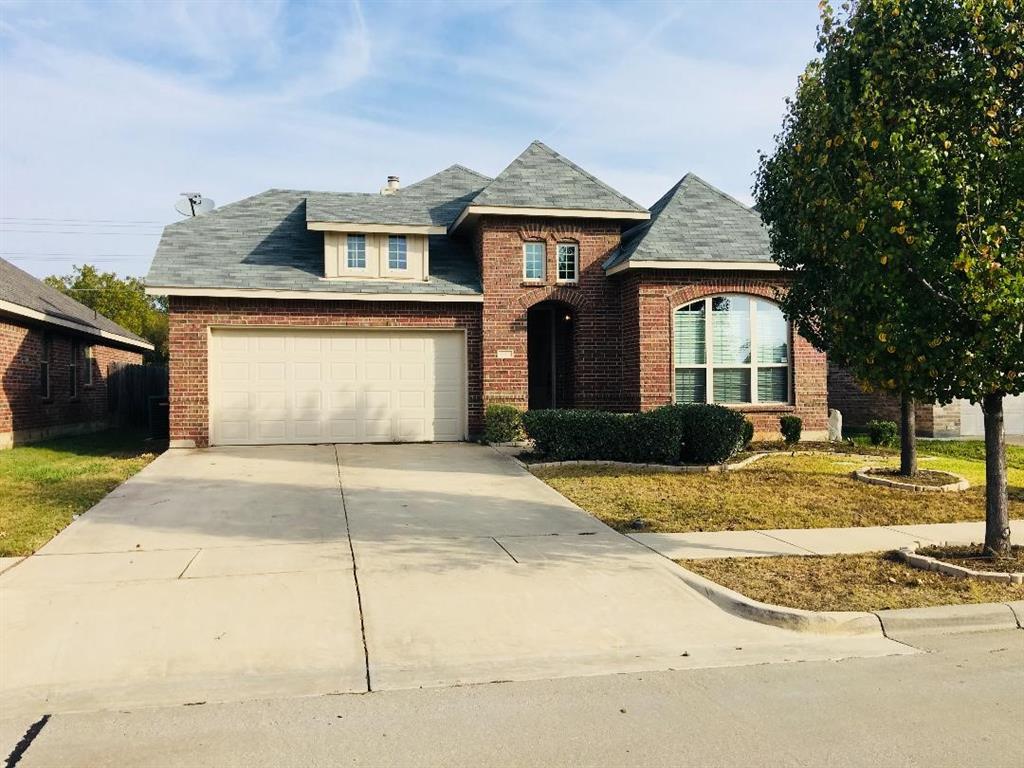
679 553 1024 612
535 453 1023 533
916 545 1024 573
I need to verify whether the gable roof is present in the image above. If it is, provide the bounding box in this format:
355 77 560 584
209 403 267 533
0 258 153 350
305 165 491 229
147 189 482 297
469 141 647 214
605 174 774 270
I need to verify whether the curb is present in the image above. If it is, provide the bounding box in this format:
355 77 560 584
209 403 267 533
853 467 969 492
670 564 883 636
896 547 1024 585
873 602 1021 636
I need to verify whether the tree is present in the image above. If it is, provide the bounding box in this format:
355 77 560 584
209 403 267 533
755 0 1023 556
45 265 168 364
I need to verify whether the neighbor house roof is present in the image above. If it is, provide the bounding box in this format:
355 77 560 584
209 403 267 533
468 141 648 215
147 187 483 297
305 165 491 230
0 258 154 350
604 174 776 272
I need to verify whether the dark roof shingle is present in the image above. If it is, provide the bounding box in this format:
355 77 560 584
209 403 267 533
0 258 151 346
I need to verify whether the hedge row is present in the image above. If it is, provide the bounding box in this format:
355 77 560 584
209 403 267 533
521 404 748 465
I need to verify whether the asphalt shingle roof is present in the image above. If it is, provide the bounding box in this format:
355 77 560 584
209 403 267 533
470 141 647 213
606 174 772 269
306 165 491 228
0 257 151 346
147 186 483 296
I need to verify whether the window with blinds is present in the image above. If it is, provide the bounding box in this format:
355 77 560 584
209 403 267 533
673 296 790 405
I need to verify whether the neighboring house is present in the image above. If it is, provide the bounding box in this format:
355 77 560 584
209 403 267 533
146 141 828 448
0 258 155 448
829 364 1024 438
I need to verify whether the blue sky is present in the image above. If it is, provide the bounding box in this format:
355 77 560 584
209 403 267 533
0 0 820 280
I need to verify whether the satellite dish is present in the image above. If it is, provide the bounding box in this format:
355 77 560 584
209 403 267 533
175 192 216 217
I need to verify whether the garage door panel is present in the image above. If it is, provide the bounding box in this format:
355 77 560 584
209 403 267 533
211 329 465 446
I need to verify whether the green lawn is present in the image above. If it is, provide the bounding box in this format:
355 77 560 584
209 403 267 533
535 442 1024 534
0 430 162 557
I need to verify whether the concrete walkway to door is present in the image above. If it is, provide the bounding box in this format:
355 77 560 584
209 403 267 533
1 444 907 718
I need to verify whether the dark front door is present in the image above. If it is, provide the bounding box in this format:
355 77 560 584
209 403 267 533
527 304 574 410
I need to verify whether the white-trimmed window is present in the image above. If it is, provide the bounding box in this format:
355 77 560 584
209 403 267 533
70 340 79 400
388 235 407 270
523 241 545 280
84 345 94 386
40 333 51 399
673 295 790 405
346 234 367 269
556 242 578 282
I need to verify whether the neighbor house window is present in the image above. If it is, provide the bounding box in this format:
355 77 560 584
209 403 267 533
84 345 94 386
673 295 790 405
40 333 51 399
523 241 545 280
556 243 578 282
346 234 366 269
388 235 407 270
70 341 79 399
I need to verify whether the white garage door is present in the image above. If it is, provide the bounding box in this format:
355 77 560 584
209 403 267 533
210 328 465 445
957 395 1024 436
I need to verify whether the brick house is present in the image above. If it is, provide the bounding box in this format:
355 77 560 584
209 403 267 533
1 258 154 448
146 141 829 448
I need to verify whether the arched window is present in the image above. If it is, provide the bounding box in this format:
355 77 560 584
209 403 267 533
673 295 790 404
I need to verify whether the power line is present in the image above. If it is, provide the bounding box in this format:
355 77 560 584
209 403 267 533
0 216 165 224
0 229 163 235
0 251 149 257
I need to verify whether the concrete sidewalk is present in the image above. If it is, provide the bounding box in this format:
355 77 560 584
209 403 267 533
630 519 1024 560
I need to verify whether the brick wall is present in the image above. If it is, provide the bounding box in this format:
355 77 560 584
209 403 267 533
1 318 142 447
827 362 955 437
167 296 483 447
619 271 829 438
476 216 628 411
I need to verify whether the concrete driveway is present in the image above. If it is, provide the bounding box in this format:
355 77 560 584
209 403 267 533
0 444 906 716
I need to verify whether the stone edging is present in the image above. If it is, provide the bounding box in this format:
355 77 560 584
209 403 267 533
853 466 969 492
521 452 770 474
896 546 1024 585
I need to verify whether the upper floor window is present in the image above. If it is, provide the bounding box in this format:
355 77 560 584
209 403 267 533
346 234 367 269
673 295 790 405
388 235 407 270
523 242 545 281
556 243 578 282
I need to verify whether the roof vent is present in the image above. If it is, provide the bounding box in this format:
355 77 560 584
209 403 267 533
381 175 400 195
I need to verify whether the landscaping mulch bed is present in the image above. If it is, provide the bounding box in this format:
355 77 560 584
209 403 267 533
916 544 1024 574
862 468 962 487
678 553 1024 612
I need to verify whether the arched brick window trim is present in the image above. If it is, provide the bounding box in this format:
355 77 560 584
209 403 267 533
516 226 584 244
665 279 786 310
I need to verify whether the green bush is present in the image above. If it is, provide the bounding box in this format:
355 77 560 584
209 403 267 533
741 418 755 448
521 404 745 465
780 415 803 445
483 404 524 443
867 419 899 447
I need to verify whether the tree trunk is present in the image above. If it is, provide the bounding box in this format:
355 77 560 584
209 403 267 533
900 393 917 476
983 392 1010 557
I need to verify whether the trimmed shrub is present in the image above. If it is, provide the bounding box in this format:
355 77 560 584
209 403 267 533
741 418 755 448
483 404 524 444
675 404 748 464
522 404 745 465
780 415 803 445
867 419 899 447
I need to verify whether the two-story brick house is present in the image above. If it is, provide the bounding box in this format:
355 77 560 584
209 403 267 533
147 141 828 448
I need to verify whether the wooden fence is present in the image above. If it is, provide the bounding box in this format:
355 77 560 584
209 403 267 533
107 362 169 435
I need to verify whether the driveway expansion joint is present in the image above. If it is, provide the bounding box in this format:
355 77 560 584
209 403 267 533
334 445 372 694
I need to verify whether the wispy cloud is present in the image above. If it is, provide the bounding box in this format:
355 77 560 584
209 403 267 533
0 0 819 279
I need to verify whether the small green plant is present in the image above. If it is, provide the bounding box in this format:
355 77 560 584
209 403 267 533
741 418 755 448
779 415 802 446
483 404 524 444
867 419 899 448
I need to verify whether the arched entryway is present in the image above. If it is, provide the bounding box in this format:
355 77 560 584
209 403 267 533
527 301 575 410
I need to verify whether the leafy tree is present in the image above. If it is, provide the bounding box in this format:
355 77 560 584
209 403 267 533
755 0 1023 556
45 265 168 364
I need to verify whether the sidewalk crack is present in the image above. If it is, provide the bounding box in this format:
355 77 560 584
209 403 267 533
335 445 372 693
